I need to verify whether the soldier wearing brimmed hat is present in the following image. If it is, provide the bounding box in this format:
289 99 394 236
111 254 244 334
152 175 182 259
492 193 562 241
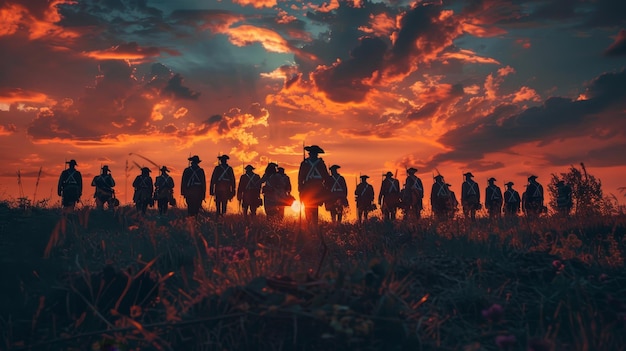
154 166 175 216
276 167 294 220
181 155 206 217
461 172 481 221
132 167 153 215
58 159 83 212
355 175 375 224
237 165 262 219
261 162 283 220
522 175 545 218
92 165 116 211
431 174 452 220
298 145 330 225
485 177 503 219
503 182 521 217
379 171 401 221
555 180 572 217
210 155 236 219
325 165 348 224
402 167 424 220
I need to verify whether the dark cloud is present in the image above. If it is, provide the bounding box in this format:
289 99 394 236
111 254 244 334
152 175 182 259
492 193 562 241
27 60 199 141
605 29 626 57
424 69 626 169
313 37 387 103
163 74 200 100
407 102 440 120
384 3 460 79
545 142 626 167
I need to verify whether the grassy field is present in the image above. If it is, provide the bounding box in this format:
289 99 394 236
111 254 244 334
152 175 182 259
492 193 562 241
1 201 625 351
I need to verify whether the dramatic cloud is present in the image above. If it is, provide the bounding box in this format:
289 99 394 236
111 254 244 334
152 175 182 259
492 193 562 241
424 69 626 169
83 42 180 62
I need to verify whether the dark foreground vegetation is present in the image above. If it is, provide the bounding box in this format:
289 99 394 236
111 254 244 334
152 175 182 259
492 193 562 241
1 201 625 351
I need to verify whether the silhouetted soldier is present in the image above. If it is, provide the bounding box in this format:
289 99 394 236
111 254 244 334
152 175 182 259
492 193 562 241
261 163 282 220
133 167 153 215
58 159 82 213
237 165 262 220
503 182 521 217
298 145 330 225
181 155 206 218
355 175 374 224
555 180 573 216
154 166 175 216
523 175 544 218
485 177 503 219
402 167 424 220
325 165 348 224
92 165 116 211
276 167 293 220
379 171 401 221
210 155 235 219
447 184 459 219
431 175 451 221
461 172 480 221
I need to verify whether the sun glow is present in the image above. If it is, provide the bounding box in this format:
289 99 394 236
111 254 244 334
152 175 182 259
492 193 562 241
290 200 302 213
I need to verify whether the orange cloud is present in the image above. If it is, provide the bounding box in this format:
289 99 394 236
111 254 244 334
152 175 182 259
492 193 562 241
358 13 396 37
0 0 80 41
440 49 500 65
510 86 541 103
0 3 26 37
311 0 340 13
461 22 507 37
83 42 178 63
227 25 293 54
0 88 48 104
0 124 17 136
232 0 277 8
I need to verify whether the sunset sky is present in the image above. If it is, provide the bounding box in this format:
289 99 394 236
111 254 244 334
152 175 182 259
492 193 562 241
1 0 625 216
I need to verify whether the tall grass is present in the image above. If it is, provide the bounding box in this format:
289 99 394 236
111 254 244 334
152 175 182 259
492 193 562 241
1 203 625 350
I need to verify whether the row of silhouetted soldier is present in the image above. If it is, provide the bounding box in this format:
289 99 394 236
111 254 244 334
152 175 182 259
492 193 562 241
57 145 574 223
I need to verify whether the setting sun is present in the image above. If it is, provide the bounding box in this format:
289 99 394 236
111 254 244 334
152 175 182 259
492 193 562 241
290 200 302 214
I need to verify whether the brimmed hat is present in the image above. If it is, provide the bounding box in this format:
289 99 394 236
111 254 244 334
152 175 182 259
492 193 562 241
505 182 514 186
407 167 417 174
160 166 169 172
488 177 496 182
244 165 255 171
464 172 474 177
360 175 369 179
217 155 229 160
102 165 109 171
434 174 444 180
304 145 324 154
141 167 151 173
66 159 77 166
329 165 340 170
277 167 285 172
188 155 201 163
384 171 393 177
528 175 538 181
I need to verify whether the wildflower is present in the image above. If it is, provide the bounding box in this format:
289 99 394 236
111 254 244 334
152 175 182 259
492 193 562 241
482 303 504 323
495 334 516 349
129 305 142 318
